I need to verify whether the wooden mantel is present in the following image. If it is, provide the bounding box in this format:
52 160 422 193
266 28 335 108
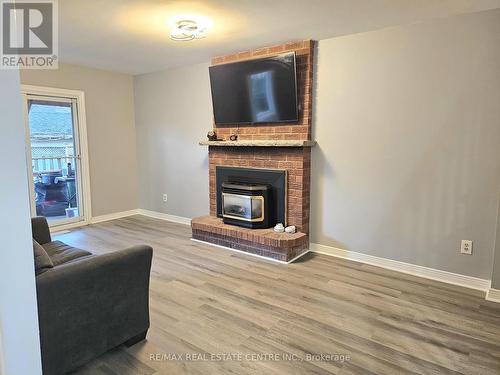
199 140 317 147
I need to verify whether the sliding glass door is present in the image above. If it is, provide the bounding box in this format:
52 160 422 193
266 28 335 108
23 90 88 227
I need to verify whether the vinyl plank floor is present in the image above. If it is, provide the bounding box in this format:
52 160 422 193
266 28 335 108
55 215 500 375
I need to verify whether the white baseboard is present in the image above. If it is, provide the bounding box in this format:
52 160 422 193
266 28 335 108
486 288 500 303
50 220 88 233
90 208 191 226
309 243 491 292
191 238 310 264
52 210 139 233
137 209 191 225
54 208 189 230
90 209 140 224
65 209 497 299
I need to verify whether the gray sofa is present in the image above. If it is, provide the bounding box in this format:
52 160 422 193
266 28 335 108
31 217 153 375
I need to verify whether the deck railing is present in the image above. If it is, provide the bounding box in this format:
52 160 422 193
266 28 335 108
32 156 76 173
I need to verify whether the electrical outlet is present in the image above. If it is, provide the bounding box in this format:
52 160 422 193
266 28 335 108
162 193 168 203
461 240 473 255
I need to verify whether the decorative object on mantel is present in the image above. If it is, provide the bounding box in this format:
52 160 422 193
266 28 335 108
285 225 296 234
229 134 238 141
274 223 285 233
199 139 317 147
207 130 218 141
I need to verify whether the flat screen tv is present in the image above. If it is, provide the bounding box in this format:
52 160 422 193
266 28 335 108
209 52 298 125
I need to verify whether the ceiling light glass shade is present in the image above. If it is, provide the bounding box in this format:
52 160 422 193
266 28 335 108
170 20 207 41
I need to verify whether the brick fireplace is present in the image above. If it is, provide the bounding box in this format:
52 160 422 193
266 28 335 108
191 40 315 262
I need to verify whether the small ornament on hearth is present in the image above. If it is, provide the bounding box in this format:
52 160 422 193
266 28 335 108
207 130 218 141
274 223 285 233
285 225 296 234
229 134 238 141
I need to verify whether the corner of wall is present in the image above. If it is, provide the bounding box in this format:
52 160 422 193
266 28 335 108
491 191 500 289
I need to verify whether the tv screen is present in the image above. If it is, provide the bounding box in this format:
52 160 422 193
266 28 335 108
209 52 298 125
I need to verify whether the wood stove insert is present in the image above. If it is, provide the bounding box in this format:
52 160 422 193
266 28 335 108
221 183 271 228
216 166 287 228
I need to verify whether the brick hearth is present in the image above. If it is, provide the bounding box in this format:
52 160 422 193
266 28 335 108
192 216 308 262
192 40 315 262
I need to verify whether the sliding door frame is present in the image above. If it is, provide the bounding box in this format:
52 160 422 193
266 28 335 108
21 85 92 231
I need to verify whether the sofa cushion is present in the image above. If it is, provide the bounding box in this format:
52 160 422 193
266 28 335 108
42 240 92 266
33 239 54 275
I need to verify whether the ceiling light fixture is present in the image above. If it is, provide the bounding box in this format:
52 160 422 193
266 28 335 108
170 19 208 41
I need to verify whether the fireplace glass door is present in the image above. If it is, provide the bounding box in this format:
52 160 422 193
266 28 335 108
222 193 264 222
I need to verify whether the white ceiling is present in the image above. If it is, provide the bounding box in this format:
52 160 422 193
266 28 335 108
59 0 500 75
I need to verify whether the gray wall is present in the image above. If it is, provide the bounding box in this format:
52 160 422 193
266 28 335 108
311 9 500 279
20 63 138 217
0 70 42 375
133 9 500 279
134 63 212 217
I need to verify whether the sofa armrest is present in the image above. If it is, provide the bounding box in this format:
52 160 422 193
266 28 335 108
31 216 51 245
36 245 153 375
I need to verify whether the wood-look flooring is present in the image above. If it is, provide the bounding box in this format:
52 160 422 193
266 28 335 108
54 215 500 375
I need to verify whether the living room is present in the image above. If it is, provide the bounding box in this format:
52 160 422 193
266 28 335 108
1 1 500 374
